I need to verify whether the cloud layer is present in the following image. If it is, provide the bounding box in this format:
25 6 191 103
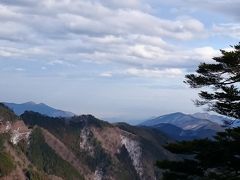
1 0 239 80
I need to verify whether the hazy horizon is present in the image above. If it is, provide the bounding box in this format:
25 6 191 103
3 100 222 125
0 0 239 121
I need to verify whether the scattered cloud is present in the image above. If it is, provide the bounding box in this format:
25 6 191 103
124 68 185 78
47 60 76 68
193 47 220 60
0 0 238 78
99 72 113 77
213 23 240 39
15 67 25 72
100 67 185 79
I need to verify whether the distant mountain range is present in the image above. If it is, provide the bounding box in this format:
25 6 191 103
191 112 232 125
4 101 75 118
3 101 239 141
140 112 229 129
140 112 227 140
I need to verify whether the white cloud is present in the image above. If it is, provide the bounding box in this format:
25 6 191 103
0 4 20 19
0 46 25 57
47 60 75 67
212 23 240 39
0 22 31 41
0 0 236 80
48 60 65 65
129 45 158 59
193 47 220 61
124 68 185 78
99 72 113 77
56 9 205 40
15 68 25 72
99 67 185 79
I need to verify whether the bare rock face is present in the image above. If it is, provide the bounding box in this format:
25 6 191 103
94 167 104 180
120 134 144 179
92 125 158 180
10 121 31 145
0 120 31 145
0 120 11 133
79 127 95 156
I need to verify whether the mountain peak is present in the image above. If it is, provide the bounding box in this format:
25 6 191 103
24 102 48 106
140 112 223 130
164 112 185 117
3 102 75 118
38 102 48 106
24 101 37 105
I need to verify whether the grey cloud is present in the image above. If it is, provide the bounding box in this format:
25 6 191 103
1 0 36 7
212 23 240 39
161 0 240 20
0 0 206 39
199 0 240 20
0 0 235 79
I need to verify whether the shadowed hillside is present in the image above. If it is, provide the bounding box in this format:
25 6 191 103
21 111 176 180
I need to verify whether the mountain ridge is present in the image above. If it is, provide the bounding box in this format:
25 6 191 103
20 110 175 179
140 112 225 140
0 103 176 179
140 112 222 130
4 102 75 118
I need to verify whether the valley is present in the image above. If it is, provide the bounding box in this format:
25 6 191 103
0 103 176 180
0 102 232 180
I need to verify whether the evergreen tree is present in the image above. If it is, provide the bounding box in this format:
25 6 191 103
157 43 240 180
157 128 240 180
184 43 240 119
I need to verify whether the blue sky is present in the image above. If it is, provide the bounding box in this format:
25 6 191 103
0 0 239 122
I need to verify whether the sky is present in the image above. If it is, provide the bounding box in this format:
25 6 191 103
0 0 239 122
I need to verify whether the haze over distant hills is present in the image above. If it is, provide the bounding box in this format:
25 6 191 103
191 112 231 125
140 112 225 129
4 101 239 140
4 101 236 127
4 102 75 118
140 112 227 140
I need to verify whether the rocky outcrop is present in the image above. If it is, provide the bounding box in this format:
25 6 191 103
120 134 144 179
0 120 31 145
79 127 95 156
